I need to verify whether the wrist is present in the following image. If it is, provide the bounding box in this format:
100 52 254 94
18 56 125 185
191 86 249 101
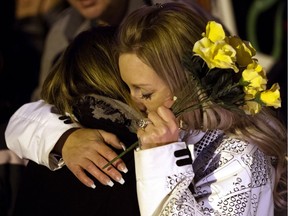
52 128 80 155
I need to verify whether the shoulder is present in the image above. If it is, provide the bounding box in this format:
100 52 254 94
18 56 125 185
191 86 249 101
217 136 272 165
193 132 274 182
54 7 80 22
215 137 274 183
217 136 251 155
48 7 84 34
218 136 266 159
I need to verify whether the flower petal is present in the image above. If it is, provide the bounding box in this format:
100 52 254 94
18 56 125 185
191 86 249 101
228 36 256 67
260 83 281 108
242 101 262 115
205 21 226 42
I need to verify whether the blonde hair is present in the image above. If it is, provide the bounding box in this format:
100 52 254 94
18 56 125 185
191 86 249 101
118 2 287 209
41 26 135 119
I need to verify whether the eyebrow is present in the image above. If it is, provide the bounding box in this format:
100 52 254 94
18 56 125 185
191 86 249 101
131 83 152 88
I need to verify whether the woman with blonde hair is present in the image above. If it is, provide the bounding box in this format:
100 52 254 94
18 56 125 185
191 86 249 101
117 2 287 215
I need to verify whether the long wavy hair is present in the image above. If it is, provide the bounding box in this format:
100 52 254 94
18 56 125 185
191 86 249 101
41 26 136 118
117 2 287 209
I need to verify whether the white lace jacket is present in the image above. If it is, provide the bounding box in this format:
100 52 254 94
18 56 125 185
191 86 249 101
134 130 275 216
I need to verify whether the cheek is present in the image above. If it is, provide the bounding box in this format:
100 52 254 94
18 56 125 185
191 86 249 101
148 91 174 112
163 99 174 109
145 97 167 112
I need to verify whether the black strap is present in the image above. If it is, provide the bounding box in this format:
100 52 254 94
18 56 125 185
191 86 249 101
174 148 192 166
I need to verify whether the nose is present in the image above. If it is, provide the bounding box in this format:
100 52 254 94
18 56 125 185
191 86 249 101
131 95 146 111
135 101 146 111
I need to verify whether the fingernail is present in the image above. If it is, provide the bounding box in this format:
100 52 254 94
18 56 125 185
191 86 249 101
118 164 128 173
120 142 126 151
107 180 114 187
117 177 125 184
91 183 96 189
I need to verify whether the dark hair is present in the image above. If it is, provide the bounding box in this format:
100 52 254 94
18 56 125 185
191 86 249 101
42 26 133 117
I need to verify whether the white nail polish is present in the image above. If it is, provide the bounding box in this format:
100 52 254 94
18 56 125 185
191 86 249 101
120 166 128 173
91 183 96 189
107 180 114 187
120 142 126 151
117 177 125 185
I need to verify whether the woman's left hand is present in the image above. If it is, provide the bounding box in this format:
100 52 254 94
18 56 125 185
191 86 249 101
137 106 179 149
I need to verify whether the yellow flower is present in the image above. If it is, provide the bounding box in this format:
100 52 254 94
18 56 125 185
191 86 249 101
204 21 226 42
244 86 259 99
242 62 267 97
193 38 238 71
193 20 241 72
242 101 262 115
260 83 281 108
228 36 256 67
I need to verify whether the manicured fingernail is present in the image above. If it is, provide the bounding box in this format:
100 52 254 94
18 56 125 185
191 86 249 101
120 142 126 151
107 180 114 187
117 177 125 184
118 164 128 173
91 183 96 189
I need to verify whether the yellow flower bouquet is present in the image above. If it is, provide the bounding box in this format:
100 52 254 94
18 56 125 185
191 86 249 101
188 21 281 115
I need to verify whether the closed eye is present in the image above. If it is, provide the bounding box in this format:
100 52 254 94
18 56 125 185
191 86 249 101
140 93 152 100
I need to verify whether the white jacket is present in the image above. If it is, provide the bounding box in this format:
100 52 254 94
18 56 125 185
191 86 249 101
134 130 275 216
5 100 79 170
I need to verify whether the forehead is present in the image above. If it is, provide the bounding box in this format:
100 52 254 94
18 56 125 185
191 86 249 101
119 53 160 86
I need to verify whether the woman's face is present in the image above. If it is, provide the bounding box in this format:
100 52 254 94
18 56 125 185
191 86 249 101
67 0 111 19
119 53 174 114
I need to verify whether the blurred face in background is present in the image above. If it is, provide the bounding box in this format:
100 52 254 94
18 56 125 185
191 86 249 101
67 0 112 19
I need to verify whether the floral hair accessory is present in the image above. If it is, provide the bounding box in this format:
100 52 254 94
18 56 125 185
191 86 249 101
177 21 281 115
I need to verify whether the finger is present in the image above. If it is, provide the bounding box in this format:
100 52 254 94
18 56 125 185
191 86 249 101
70 156 125 187
137 127 145 136
146 111 171 131
144 108 179 144
69 164 97 189
153 106 178 131
97 130 125 150
157 106 177 122
147 111 162 125
137 118 152 130
86 153 126 185
94 142 128 174
95 130 128 173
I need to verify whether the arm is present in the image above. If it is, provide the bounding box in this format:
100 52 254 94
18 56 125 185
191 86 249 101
5 100 130 188
135 107 274 215
134 106 202 215
134 142 201 216
135 139 275 216
5 100 79 170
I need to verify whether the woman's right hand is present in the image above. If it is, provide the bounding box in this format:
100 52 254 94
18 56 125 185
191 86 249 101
137 106 180 149
61 128 128 188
